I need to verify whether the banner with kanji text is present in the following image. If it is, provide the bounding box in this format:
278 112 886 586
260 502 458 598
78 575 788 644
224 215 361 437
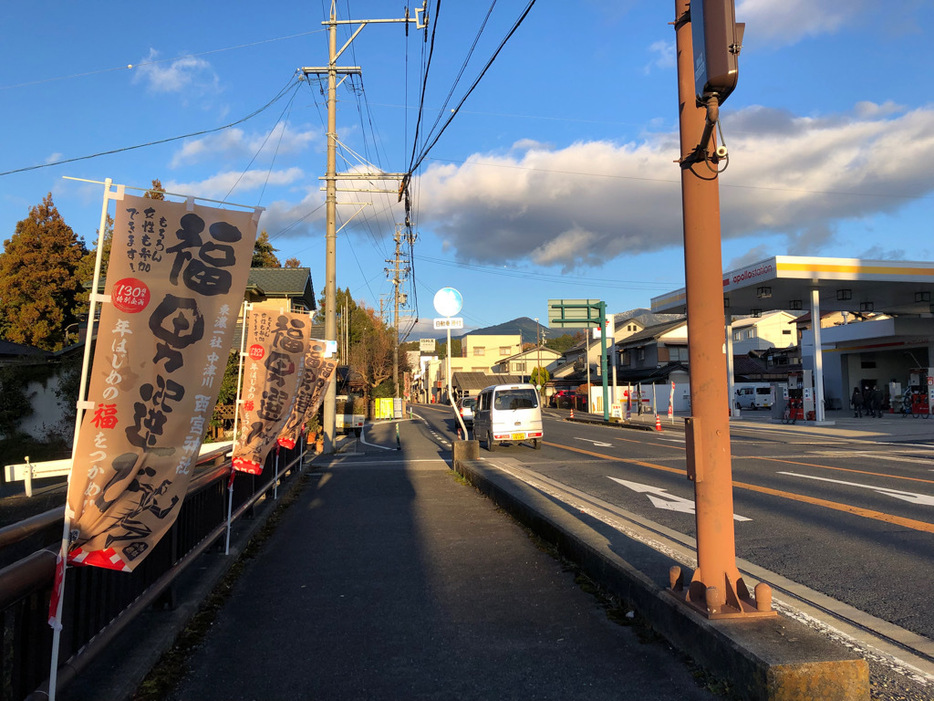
65 194 259 572
232 304 311 473
276 339 337 449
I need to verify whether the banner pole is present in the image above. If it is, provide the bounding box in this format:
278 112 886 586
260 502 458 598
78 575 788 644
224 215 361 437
226 301 250 555
273 448 279 500
225 472 235 555
48 177 119 701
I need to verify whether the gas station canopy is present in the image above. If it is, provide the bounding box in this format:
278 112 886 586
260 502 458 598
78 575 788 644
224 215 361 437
651 256 934 317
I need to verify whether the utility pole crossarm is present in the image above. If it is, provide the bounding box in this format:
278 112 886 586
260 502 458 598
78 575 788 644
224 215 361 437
301 67 361 75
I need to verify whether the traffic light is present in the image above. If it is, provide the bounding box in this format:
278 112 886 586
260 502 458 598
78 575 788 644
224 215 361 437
691 0 744 105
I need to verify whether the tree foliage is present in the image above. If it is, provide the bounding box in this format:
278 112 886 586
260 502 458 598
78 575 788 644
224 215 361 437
530 366 550 386
252 230 280 267
0 194 87 350
348 303 395 398
145 178 166 200
545 331 585 353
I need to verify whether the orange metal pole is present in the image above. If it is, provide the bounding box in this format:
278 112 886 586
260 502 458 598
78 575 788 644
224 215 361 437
672 0 770 618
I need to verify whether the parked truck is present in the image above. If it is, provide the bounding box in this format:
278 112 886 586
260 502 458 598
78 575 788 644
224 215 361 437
335 395 365 435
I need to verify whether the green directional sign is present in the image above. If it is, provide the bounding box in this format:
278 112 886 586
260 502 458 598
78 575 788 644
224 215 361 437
546 299 610 423
547 299 603 328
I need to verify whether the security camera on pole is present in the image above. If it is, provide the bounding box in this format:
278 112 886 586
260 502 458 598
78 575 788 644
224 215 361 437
434 287 468 437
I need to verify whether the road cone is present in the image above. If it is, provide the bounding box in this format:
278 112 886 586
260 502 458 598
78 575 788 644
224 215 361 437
570 407 575 419
655 413 662 432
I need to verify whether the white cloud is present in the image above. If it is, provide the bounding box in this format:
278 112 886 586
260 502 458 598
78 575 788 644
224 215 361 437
170 124 321 168
414 103 934 271
644 40 675 74
132 49 219 94
166 167 305 200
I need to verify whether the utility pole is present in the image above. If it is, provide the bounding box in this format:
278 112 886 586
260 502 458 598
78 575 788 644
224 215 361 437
386 224 412 398
300 0 427 453
671 0 769 619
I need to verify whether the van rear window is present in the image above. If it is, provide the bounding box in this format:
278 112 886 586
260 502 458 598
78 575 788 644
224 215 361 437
494 389 538 410
756 388 771 395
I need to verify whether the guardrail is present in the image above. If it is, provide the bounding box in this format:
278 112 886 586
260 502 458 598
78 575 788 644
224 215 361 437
4 442 234 498
0 441 310 701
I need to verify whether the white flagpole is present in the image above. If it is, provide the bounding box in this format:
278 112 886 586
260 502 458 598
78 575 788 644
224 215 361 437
273 448 280 500
48 178 121 701
226 301 250 555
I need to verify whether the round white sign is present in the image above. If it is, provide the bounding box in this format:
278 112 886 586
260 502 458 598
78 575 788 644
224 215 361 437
433 287 463 317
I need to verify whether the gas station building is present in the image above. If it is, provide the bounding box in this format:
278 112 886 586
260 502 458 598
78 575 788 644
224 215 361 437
651 255 934 421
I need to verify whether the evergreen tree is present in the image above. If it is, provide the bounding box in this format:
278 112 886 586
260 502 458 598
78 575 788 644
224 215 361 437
252 230 280 267
0 194 87 350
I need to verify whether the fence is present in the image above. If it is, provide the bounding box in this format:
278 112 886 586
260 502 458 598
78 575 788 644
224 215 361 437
0 440 310 701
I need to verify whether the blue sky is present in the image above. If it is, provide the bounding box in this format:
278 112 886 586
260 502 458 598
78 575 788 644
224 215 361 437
2 1 932 339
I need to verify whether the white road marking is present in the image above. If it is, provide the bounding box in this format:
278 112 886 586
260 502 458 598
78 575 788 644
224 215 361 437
777 472 934 507
574 437 613 447
608 477 751 521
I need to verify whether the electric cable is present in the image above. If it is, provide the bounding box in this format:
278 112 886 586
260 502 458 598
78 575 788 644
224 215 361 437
223 79 301 203
0 75 303 178
0 30 326 92
407 0 537 177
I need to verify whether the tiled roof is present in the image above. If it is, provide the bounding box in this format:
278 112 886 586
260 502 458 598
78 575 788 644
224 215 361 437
247 267 316 309
452 372 523 391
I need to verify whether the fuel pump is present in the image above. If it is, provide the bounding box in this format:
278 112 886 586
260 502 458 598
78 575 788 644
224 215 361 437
787 370 814 421
907 368 932 417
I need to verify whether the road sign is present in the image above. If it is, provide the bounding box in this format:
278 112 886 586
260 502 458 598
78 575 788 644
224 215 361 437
433 317 463 330
419 338 436 353
547 299 603 328
433 287 463 317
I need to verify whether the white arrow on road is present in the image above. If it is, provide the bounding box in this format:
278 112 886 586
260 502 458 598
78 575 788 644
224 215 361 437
608 477 751 521
777 472 934 507
575 437 613 447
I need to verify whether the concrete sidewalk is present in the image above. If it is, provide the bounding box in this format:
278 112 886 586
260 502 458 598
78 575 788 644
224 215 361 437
151 419 715 701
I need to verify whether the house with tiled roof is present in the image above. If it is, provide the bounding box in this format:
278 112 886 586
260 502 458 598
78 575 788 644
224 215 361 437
245 267 316 312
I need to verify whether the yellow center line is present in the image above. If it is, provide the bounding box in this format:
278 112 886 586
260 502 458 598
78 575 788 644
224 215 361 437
755 455 934 486
544 441 934 534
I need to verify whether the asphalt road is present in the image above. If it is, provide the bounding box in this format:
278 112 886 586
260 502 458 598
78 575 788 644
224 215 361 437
411 403 934 646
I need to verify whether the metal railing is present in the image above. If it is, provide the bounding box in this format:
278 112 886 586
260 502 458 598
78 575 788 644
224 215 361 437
0 441 311 701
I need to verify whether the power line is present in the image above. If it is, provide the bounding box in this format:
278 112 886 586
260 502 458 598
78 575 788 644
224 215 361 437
0 75 303 178
0 30 325 92
407 0 537 176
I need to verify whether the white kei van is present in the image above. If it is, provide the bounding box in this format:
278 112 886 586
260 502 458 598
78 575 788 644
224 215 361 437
473 383 543 451
734 384 773 410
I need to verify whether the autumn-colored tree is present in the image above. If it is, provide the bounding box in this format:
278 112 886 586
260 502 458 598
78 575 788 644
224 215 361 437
75 212 113 318
145 178 166 200
0 194 87 350
284 257 302 268
252 230 280 267
348 303 396 399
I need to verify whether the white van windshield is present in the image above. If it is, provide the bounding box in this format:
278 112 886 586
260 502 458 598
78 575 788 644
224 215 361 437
494 388 538 410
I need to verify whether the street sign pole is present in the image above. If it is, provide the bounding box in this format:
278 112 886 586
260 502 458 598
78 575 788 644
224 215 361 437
599 301 609 422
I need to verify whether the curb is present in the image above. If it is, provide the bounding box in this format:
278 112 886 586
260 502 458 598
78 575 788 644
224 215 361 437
452 446 869 701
